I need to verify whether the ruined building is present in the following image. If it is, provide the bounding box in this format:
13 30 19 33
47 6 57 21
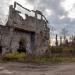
0 2 50 55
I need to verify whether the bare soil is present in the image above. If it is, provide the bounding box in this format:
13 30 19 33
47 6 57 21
0 62 75 75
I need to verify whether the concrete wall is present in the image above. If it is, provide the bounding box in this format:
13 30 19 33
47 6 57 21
11 29 32 53
0 4 50 55
0 26 34 54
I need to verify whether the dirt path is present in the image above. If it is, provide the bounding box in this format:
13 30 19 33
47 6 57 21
0 62 75 75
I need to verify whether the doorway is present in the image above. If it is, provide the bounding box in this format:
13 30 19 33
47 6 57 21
17 38 26 53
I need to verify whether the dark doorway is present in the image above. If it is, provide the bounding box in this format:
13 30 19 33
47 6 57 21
17 38 26 53
0 45 2 54
31 32 35 52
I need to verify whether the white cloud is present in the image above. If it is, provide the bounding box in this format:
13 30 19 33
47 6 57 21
61 0 75 11
61 0 75 19
45 9 52 17
59 15 66 20
0 0 9 25
68 9 75 18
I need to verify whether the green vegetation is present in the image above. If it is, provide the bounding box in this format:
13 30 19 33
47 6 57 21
50 46 75 56
2 51 75 64
2 52 27 62
1 44 75 64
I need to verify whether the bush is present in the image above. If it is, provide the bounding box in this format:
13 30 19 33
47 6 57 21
62 46 75 56
2 52 27 62
51 46 63 54
2 51 75 64
50 46 75 56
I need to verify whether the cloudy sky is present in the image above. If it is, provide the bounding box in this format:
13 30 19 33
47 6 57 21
0 0 75 35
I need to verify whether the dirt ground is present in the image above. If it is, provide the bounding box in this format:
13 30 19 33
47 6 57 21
0 62 75 75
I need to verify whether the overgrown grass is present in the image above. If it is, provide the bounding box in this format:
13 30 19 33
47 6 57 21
50 46 75 56
2 52 75 64
2 52 28 62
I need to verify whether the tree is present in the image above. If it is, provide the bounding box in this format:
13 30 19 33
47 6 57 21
61 28 68 43
55 34 58 46
49 25 56 46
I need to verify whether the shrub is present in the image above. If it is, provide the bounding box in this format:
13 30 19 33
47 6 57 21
2 52 27 62
62 46 75 56
51 46 63 54
2 51 75 64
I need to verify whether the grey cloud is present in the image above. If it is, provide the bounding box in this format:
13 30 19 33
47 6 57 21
0 0 75 35
36 0 75 35
27 0 35 4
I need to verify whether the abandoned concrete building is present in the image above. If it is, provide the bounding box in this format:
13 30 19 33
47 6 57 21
0 2 50 55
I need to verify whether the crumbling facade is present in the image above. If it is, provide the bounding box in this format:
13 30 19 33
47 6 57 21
0 2 50 55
